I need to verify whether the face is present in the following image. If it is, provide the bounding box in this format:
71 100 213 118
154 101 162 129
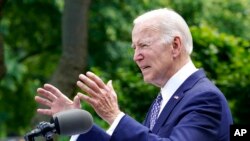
132 22 176 87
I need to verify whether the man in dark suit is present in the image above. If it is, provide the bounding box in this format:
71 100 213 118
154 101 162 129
35 8 233 141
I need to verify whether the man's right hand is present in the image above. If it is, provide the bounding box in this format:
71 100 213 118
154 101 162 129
35 83 81 116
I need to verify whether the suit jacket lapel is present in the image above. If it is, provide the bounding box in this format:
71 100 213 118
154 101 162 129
152 69 206 133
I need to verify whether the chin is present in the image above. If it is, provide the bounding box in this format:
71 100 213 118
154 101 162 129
143 76 152 84
143 75 160 87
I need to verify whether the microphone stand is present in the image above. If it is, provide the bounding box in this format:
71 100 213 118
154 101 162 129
24 122 56 141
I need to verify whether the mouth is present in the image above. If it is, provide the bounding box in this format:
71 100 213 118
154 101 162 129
140 66 150 71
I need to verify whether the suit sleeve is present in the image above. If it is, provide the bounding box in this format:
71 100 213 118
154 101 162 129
76 124 110 141
110 115 172 141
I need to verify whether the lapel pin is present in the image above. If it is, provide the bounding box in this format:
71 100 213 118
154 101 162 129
174 96 179 99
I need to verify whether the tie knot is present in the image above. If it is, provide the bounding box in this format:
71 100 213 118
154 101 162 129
156 93 162 103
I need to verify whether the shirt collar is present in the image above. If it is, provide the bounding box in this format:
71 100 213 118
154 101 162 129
160 61 198 102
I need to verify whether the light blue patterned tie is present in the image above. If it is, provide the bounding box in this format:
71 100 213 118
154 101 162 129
150 93 163 130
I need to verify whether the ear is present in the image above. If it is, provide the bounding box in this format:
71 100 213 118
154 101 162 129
171 36 182 58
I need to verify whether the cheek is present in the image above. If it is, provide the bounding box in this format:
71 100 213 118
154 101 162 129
154 52 171 66
154 54 172 75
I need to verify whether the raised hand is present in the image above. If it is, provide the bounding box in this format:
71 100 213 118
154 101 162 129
76 71 121 125
35 83 81 116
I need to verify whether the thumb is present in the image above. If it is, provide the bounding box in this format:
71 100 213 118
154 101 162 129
107 80 113 90
107 80 116 96
73 95 81 109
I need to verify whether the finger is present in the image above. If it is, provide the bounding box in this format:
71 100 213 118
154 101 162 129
77 80 99 98
43 83 63 97
79 74 102 94
37 88 57 101
77 92 97 107
86 71 107 90
35 96 52 107
37 109 53 116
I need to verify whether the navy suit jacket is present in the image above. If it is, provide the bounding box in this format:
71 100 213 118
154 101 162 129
77 69 233 141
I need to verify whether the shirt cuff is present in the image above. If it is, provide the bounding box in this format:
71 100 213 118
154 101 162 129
69 134 80 141
106 112 125 135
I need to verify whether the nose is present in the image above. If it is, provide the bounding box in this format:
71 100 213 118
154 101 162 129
133 48 143 62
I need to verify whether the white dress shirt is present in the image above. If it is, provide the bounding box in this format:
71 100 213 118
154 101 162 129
70 61 197 140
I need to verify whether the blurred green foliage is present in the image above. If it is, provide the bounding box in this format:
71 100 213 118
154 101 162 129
0 0 250 138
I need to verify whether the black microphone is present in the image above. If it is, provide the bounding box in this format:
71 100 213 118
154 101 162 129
52 109 93 135
24 109 93 141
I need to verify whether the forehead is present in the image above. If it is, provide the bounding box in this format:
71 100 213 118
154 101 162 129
132 22 161 43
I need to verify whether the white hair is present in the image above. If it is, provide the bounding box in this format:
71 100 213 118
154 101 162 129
133 8 193 54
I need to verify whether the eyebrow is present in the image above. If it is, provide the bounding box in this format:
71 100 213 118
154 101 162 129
131 39 152 49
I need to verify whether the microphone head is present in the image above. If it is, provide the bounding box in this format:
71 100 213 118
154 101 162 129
52 109 93 136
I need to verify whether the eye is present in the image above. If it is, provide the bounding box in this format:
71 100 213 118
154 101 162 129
139 43 149 48
131 44 136 50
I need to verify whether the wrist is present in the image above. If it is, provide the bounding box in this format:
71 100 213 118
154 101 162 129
107 110 122 125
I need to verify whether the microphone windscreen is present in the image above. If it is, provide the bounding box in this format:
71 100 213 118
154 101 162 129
53 109 93 136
